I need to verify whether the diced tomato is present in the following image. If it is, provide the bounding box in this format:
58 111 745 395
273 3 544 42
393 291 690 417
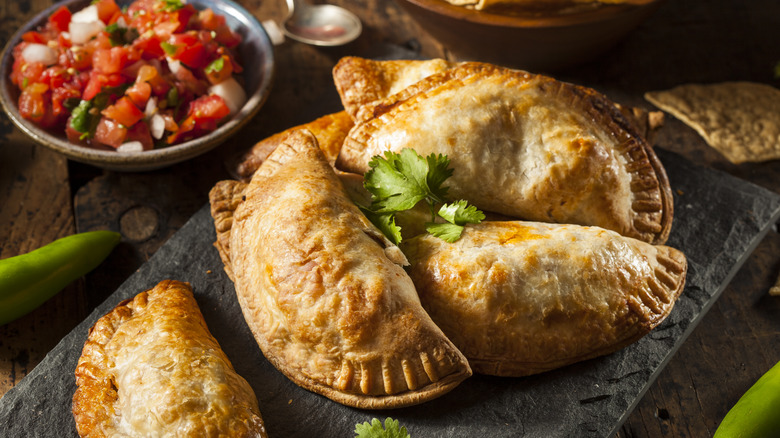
21 31 46 44
94 117 127 148
93 47 130 74
125 81 152 107
166 32 208 69
51 85 81 118
133 34 166 59
19 83 58 128
84 32 113 53
136 64 171 96
167 94 228 143
94 0 121 24
197 8 241 47
102 96 144 127
48 6 72 33
40 66 68 89
124 120 154 150
18 62 47 88
191 95 230 121
60 47 92 71
83 71 127 100
57 33 73 49
198 8 224 31
172 64 207 96
174 5 197 33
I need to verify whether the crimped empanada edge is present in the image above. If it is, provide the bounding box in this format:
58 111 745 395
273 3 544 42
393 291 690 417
469 244 688 377
72 280 187 436
339 62 674 244
259 348 472 410
208 180 248 282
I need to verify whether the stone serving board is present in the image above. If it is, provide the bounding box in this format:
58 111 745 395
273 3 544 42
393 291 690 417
1 148 779 437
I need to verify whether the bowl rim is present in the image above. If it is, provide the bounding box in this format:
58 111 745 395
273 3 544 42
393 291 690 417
0 0 275 171
399 0 661 28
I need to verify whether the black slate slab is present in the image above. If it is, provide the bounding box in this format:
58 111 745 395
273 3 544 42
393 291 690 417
1 148 779 438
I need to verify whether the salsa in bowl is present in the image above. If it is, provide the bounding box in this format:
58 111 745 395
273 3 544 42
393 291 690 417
0 0 274 170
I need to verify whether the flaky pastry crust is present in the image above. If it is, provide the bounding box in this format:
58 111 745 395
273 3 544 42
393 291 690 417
338 61 673 244
233 111 354 181
209 130 471 409
402 222 687 376
72 280 267 438
332 57 458 122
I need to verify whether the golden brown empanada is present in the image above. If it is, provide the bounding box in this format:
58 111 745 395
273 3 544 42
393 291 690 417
332 56 458 122
233 111 354 181
401 221 687 377
72 280 267 438
338 62 673 244
208 129 471 409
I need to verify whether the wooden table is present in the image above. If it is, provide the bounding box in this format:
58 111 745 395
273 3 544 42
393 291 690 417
1 0 778 436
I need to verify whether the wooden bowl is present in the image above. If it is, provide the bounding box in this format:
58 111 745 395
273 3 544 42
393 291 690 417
395 0 663 72
0 0 275 171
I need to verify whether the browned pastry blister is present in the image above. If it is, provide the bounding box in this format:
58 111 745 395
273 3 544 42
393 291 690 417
337 61 673 244
72 280 267 437
233 111 354 181
401 221 687 377
332 56 458 122
208 129 472 409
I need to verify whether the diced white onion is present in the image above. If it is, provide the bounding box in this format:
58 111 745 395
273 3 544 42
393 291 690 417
21 43 58 65
69 20 105 44
117 141 144 153
115 16 127 28
208 77 246 116
150 114 165 139
70 5 101 23
144 97 158 117
166 57 181 74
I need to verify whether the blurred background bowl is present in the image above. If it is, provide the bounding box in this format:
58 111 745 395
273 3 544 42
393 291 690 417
395 0 663 72
0 0 275 171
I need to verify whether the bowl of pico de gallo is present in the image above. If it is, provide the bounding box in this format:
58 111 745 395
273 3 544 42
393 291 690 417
0 0 274 171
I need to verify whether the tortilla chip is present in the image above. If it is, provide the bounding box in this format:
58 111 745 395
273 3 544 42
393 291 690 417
645 82 780 164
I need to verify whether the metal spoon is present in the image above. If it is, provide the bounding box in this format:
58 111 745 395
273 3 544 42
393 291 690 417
282 0 362 46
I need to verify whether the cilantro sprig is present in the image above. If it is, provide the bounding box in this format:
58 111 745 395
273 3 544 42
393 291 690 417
355 418 410 438
361 148 484 244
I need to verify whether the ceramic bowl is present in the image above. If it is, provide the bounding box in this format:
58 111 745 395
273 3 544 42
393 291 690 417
396 0 662 72
0 0 274 171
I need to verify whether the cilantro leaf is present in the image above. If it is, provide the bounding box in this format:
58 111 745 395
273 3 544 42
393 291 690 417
161 42 179 56
424 152 453 202
69 99 94 136
360 207 402 245
364 150 429 212
205 57 225 74
161 0 184 12
438 200 486 225
105 23 139 47
425 222 464 243
360 148 484 244
355 418 411 438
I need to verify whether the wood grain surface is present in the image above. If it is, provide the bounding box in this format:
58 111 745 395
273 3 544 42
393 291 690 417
0 0 778 436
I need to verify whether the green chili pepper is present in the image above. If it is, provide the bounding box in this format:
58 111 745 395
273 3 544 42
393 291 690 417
0 231 121 326
714 360 780 438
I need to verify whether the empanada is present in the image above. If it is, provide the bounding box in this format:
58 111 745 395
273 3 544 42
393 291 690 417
209 129 471 409
233 111 354 181
332 57 458 122
401 221 687 377
72 280 267 437
338 62 673 244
